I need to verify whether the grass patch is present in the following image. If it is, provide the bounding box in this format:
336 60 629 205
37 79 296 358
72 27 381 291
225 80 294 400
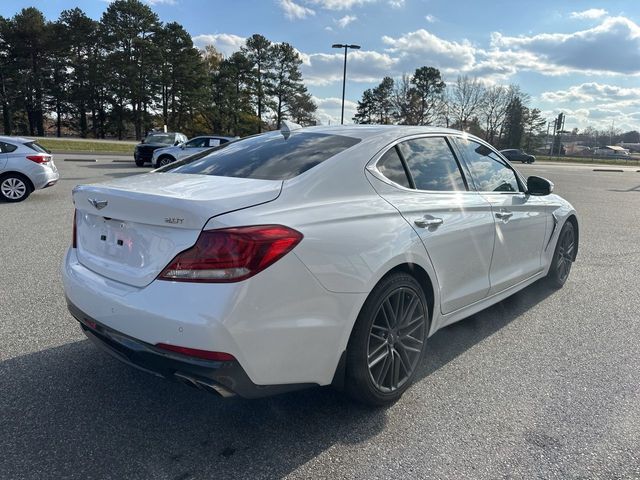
36 139 135 154
537 155 640 166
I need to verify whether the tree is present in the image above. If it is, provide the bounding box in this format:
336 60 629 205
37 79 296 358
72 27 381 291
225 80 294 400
154 22 207 133
101 0 160 139
270 42 309 129
392 74 418 125
57 8 99 138
353 88 376 124
242 34 274 133
5 8 51 135
502 96 525 148
449 75 485 131
522 107 546 151
410 66 445 126
372 76 394 124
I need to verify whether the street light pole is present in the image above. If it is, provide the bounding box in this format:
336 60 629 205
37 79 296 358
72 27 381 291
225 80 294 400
332 43 360 125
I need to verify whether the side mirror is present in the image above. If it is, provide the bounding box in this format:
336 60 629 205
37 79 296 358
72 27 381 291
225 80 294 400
180 143 186 149
527 176 554 196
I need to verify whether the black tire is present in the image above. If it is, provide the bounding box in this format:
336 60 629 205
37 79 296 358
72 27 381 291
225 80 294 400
155 155 174 168
134 157 146 167
0 173 31 202
546 221 576 289
345 272 429 406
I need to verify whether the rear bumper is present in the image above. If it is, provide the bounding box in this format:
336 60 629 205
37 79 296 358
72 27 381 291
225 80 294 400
67 300 312 398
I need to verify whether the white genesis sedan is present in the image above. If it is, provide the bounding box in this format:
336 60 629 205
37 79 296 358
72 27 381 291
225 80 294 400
62 124 578 406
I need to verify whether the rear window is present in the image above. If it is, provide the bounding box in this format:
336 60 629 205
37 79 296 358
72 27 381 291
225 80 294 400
145 133 175 145
26 142 50 154
164 131 361 180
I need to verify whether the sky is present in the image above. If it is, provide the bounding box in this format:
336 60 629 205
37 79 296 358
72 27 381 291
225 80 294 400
2 0 640 132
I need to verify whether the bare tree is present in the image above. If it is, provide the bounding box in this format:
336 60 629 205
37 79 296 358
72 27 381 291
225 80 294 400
448 75 485 131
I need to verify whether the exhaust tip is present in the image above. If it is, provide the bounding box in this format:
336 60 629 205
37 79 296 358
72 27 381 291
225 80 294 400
173 372 235 398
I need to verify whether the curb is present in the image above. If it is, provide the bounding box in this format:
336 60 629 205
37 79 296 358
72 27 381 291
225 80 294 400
593 168 624 172
63 158 98 162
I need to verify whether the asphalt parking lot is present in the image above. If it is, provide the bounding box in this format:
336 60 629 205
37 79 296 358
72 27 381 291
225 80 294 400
1 158 639 479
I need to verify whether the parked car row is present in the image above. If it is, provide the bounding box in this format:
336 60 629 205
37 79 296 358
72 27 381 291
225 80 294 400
134 131 235 168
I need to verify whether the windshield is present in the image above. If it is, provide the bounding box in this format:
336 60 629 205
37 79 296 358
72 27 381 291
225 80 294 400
163 131 361 180
144 133 175 145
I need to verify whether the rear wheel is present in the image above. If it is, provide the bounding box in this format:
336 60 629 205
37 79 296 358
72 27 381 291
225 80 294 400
345 272 428 406
546 221 576 288
0 173 31 202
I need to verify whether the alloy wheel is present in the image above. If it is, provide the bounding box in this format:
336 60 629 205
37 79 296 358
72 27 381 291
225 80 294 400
159 157 173 167
367 287 426 393
1 177 27 200
555 225 575 283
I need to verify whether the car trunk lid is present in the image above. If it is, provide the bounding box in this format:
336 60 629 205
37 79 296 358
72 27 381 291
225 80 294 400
73 173 282 287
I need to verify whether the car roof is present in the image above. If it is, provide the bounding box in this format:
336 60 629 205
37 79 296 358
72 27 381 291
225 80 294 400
298 124 464 140
0 135 32 144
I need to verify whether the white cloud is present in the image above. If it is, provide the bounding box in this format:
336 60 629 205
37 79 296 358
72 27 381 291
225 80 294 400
491 16 640 76
425 14 437 23
570 8 608 20
335 15 357 28
192 33 246 57
312 96 358 125
388 0 405 8
279 0 315 20
541 83 640 107
302 50 398 85
307 0 375 10
382 29 477 73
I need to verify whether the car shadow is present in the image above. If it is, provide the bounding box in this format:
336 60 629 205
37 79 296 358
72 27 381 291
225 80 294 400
0 279 555 479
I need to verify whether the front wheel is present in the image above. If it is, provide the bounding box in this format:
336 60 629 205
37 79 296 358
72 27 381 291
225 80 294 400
345 272 429 406
134 157 145 167
546 221 576 289
155 155 174 168
0 174 31 202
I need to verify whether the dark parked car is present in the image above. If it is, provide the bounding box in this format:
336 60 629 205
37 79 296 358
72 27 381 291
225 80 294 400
134 132 188 167
500 149 535 164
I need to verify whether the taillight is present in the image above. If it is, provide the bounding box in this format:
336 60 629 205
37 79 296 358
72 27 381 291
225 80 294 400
155 343 235 361
72 210 77 248
26 154 51 164
158 225 303 283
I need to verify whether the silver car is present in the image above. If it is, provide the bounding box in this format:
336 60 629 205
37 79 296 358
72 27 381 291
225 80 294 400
0 136 59 202
151 135 235 168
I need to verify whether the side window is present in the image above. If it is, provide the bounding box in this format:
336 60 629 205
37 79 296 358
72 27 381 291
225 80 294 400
0 142 17 153
376 147 411 188
208 138 221 147
397 137 467 191
457 139 520 192
186 138 206 148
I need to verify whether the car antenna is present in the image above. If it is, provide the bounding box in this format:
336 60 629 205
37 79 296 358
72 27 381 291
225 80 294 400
280 120 302 140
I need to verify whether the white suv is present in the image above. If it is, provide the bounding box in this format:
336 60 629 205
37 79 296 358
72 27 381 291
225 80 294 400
0 136 59 202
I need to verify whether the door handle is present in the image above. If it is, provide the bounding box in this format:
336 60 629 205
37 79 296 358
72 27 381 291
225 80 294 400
414 215 444 228
495 209 513 221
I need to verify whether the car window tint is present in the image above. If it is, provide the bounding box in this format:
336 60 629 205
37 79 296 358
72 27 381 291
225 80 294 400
397 137 466 191
25 142 50 153
377 147 411 188
186 138 206 148
458 139 520 192
0 142 17 153
165 132 361 180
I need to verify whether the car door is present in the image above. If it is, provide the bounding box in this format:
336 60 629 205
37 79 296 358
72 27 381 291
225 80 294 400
368 135 495 314
177 137 208 159
453 137 548 294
